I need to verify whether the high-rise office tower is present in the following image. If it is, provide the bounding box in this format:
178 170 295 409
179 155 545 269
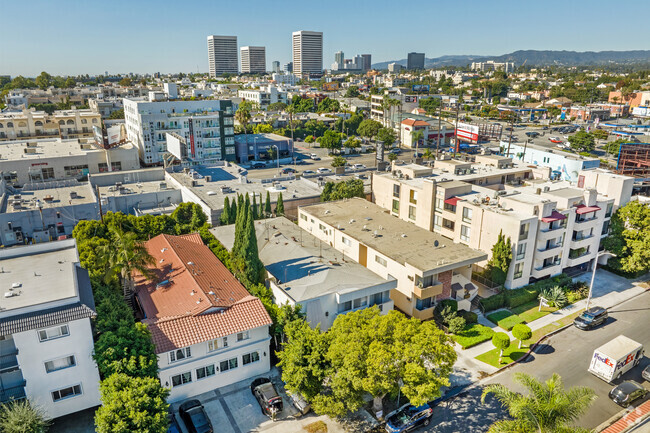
283 62 293 73
292 30 323 76
334 51 344 65
240 46 266 74
207 35 238 76
361 54 372 71
272 61 281 73
407 52 425 70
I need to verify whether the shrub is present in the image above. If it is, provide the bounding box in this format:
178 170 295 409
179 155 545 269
448 315 467 334
458 310 478 324
439 299 458 313
512 324 532 348
479 293 506 312
539 286 568 308
433 301 458 325
492 332 511 362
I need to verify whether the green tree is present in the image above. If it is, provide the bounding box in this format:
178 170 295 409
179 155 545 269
319 130 343 153
220 197 231 225
376 127 397 148
265 191 272 217
604 201 650 275
267 102 287 111
230 197 238 224
232 194 249 258
231 206 264 286
97 228 156 285
388 152 398 162
95 373 169 433
491 332 510 363
235 107 252 150
252 193 259 220
35 71 52 90
604 139 630 157
94 322 159 378
108 108 125 119
411 130 424 149
317 97 341 113
568 131 596 152
118 77 132 87
0 399 50 433
481 373 596 433
486 230 512 285
345 86 360 98
331 155 347 168
357 119 382 142
171 202 207 233
591 129 608 140
254 123 274 134
539 286 568 308
321 179 365 201
275 192 284 216
512 324 532 349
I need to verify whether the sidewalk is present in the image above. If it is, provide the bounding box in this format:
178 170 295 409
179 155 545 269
453 269 648 379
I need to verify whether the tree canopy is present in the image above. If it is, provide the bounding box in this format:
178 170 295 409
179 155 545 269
357 119 382 140
376 127 397 148
0 400 50 433
603 201 650 275
567 131 596 152
486 231 512 285
321 179 365 202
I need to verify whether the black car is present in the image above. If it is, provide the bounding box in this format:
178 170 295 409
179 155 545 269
251 378 283 418
251 162 267 169
385 403 433 433
643 365 650 382
178 400 212 433
609 381 648 407
281 167 297 174
525 132 540 138
167 413 181 433
573 306 608 330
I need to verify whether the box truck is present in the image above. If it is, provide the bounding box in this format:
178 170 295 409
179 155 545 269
588 335 644 383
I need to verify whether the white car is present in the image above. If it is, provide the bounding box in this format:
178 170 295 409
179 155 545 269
302 170 315 175
310 153 321 160
317 167 332 174
352 163 366 170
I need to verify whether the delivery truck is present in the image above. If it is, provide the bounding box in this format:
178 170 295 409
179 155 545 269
588 336 644 383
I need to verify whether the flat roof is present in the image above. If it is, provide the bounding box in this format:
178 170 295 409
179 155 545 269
0 240 79 312
97 179 177 197
300 198 487 273
211 217 389 303
4 182 96 214
0 138 136 162
167 165 323 210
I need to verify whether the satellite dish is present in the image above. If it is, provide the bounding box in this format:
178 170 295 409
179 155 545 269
434 240 439 247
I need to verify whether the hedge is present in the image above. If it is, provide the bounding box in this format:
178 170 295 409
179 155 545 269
458 310 478 324
479 274 572 312
452 324 495 349
479 293 506 312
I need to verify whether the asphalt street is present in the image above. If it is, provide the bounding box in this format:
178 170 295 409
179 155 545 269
424 290 650 433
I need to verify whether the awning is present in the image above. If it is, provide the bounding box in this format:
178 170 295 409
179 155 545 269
575 204 601 215
444 197 461 206
541 211 567 223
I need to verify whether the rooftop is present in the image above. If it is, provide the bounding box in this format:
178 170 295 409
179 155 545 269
300 198 487 273
0 138 136 162
0 239 80 312
211 217 390 303
3 182 96 214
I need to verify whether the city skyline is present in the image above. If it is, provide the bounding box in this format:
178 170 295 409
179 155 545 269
1 0 649 76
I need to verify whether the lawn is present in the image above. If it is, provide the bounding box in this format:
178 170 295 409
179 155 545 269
451 324 495 349
486 310 525 331
510 300 557 323
475 342 529 368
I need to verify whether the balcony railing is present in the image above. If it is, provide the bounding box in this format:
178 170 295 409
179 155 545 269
572 233 593 242
0 349 19 372
575 217 597 224
0 381 26 403
538 243 562 252
535 260 561 271
413 282 444 299
541 225 565 233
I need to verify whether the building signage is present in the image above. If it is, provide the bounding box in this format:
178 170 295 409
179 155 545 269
456 122 479 143
188 118 196 158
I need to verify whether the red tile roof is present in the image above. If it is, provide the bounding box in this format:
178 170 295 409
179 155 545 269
600 399 650 433
401 118 430 127
135 234 271 353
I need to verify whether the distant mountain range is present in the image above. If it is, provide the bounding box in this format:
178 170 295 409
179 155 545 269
371 50 650 70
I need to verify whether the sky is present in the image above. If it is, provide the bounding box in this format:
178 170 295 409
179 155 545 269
0 0 647 77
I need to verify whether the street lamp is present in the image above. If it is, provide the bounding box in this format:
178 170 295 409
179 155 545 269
586 251 616 310
271 144 280 175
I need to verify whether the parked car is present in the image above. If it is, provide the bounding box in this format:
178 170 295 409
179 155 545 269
573 306 608 330
251 378 284 418
643 365 650 382
317 167 332 174
251 162 267 169
310 153 321 160
289 392 311 417
352 163 366 169
413 152 423 157
385 403 434 433
281 167 297 174
389 148 401 155
549 136 562 143
608 381 648 407
525 131 540 138
178 400 212 433
167 414 181 433
302 170 315 175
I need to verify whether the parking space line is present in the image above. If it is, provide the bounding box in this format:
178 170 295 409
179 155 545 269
214 389 242 433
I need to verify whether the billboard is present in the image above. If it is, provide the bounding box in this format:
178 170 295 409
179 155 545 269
106 125 124 146
412 84 430 93
632 107 650 118
456 122 480 143
322 82 340 91
93 125 104 145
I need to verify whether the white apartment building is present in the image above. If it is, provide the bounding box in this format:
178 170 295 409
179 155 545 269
298 199 486 317
135 234 272 403
471 61 515 73
292 31 323 76
0 240 101 418
0 109 101 142
271 73 298 86
237 86 288 109
240 46 266 74
207 35 238 77
123 97 236 165
372 162 633 288
211 217 397 330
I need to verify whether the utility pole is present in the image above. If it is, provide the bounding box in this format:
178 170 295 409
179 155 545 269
96 184 104 223
436 101 442 159
506 110 515 158
453 99 460 158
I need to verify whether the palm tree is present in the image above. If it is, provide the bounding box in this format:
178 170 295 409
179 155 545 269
411 130 424 152
98 228 156 286
481 373 596 433
423 148 434 162
235 107 252 156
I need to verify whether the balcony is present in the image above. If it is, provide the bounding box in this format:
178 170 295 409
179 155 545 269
574 216 598 225
0 348 19 373
0 381 26 403
413 282 444 299
412 304 436 321
538 243 562 253
541 224 565 233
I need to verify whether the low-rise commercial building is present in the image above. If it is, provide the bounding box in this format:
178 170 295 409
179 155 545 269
0 109 101 142
233 133 293 163
298 198 486 317
0 240 101 418
506 142 600 182
212 217 396 330
135 233 272 403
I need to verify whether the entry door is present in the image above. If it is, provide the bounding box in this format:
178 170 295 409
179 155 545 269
359 244 368 267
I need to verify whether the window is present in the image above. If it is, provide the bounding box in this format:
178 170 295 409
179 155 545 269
52 384 82 402
393 184 400 198
300 214 307 221
237 331 250 342
460 225 471 242
392 199 399 213
207 337 228 352
516 243 526 260
409 190 418 204
369 291 388 306
435 198 444 213
169 347 192 363
605 203 613 218
416 296 433 310
353 297 368 309
338 300 352 313
408 205 416 220
64 164 89 177
171 371 192 387
462 207 473 223
442 218 455 231
196 365 216 380
342 236 351 246
513 262 524 279
519 223 529 241
38 325 69 342
375 255 387 267
434 215 442 230
243 351 260 365
45 355 76 373
220 357 238 372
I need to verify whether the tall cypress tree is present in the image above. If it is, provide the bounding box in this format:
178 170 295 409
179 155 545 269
230 197 238 224
252 193 259 220
233 195 247 257
265 191 272 217
220 197 231 226
241 206 264 285
276 192 284 216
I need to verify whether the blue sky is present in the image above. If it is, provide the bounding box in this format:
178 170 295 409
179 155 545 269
0 0 646 77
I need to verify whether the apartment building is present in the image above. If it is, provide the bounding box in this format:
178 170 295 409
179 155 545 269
238 86 288 110
135 233 272 403
240 46 266 74
298 198 486 317
0 240 100 418
207 35 238 77
211 217 396 330
123 97 235 165
471 61 515 73
372 162 633 288
292 31 323 76
507 142 600 182
0 109 101 142
88 97 124 119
